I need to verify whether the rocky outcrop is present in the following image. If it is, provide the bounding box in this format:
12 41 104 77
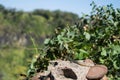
31 59 108 80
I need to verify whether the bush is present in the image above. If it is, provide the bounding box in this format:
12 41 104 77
27 2 120 80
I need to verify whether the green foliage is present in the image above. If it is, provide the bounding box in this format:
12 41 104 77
27 3 120 80
0 48 27 80
0 4 79 80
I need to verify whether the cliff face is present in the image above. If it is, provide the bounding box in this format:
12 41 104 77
0 4 79 48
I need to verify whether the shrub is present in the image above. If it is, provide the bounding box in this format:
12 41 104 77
27 2 120 80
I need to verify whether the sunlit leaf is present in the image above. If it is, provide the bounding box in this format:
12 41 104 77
44 39 50 45
79 49 88 54
84 32 91 40
101 48 107 56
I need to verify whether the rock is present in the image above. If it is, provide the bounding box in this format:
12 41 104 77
84 59 94 65
48 60 90 80
86 65 108 80
31 71 50 80
47 72 55 80
96 65 108 70
74 59 94 67
31 60 108 80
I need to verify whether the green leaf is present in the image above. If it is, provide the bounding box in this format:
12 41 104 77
103 6 107 11
99 58 105 64
30 63 34 69
75 52 84 59
114 22 118 26
113 61 119 70
64 43 68 49
59 41 63 50
101 48 107 56
80 49 88 54
113 45 120 52
84 32 91 40
113 50 118 55
57 35 63 42
44 39 50 45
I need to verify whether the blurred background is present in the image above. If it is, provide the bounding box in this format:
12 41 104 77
0 0 119 80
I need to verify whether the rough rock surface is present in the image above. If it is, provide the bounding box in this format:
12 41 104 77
31 59 107 80
48 60 92 80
